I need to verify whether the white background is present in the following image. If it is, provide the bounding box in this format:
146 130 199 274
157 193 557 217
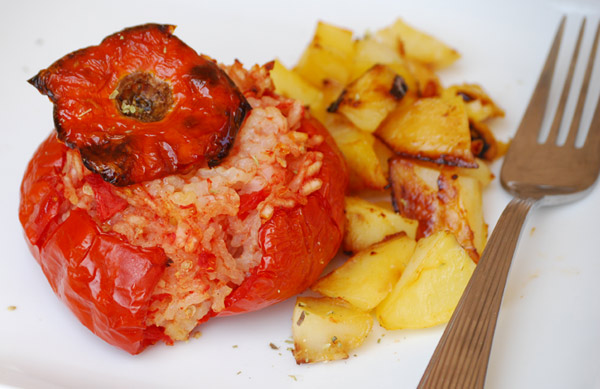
1 0 599 388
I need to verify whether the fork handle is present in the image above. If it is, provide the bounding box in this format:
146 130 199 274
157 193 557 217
418 197 537 389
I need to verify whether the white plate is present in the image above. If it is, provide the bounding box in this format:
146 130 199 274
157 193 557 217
1 0 600 388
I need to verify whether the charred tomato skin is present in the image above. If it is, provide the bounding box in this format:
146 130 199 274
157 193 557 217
19 115 347 354
28 24 251 186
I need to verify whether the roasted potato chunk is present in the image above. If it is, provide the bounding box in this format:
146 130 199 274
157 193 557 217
352 36 402 77
375 18 460 69
310 78 346 123
325 116 388 190
389 157 486 260
455 171 487 256
344 196 418 253
470 119 501 161
351 37 418 92
270 59 323 108
329 64 408 133
372 137 394 179
407 60 442 97
376 231 475 329
292 297 373 364
448 158 494 188
392 158 493 188
313 233 416 311
295 21 354 87
443 83 505 122
377 95 476 167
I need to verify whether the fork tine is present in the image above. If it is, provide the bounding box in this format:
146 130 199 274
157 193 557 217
546 18 586 145
515 16 566 144
569 19 600 147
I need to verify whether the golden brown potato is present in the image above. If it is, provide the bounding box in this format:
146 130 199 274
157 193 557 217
375 18 460 69
310 78 346 123
329 64 408 133
351 36 402 77
376 231 475 329
292 297 373 364
344 196 418 253
351 37 418 93
270 59 323 108
294 21 354 87
448 158 494 188
443 83 505 122
406 60 442 97
377 95 476 168
312 21 355 58
456 173 487 256
395 158 493 188
470 119 500 161
388 157 486 261
325 115 388 191
312 233 417 311
372 137 394 179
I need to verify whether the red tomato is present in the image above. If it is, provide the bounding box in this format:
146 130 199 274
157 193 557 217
19 116 347 354
21 23 347 355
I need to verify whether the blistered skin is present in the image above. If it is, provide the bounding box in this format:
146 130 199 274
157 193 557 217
19 116 347 354
28 24 251 186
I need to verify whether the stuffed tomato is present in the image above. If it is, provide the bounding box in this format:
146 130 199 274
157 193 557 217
19 24 347 355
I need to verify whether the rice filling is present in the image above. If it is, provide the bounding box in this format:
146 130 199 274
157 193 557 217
60 88 323 341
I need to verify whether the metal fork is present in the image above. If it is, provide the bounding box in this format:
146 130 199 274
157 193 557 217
418 16 600 389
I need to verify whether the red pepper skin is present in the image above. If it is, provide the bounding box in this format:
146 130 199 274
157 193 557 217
28 24 251 186
19 116 346 353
